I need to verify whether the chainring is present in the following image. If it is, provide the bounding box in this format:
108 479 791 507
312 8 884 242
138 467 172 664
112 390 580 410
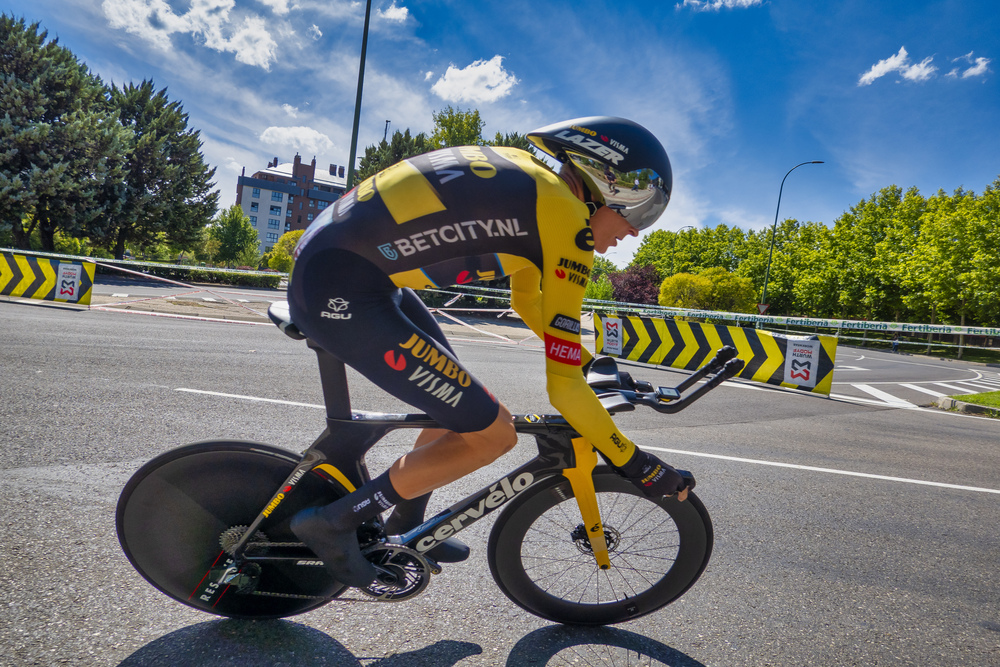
358 543 434 602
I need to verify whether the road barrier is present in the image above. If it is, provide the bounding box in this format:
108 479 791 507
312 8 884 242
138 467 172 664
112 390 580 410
596 313 837 395
1 251 95 306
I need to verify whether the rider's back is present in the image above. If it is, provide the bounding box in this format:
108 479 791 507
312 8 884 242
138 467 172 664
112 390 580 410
292 145 591 291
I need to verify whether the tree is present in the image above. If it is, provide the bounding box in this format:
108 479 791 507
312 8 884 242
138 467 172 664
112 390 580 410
590 256 617 282
489 131 534 152
969 178 1000 325
584 274 614 301
698 267 756 312
430 106 485 148
210 205 259 267
0 15 127 251
659 273 712 309
356 109 537 184
609 265 660 304
355 129 431 182
95 80 218 259
268 229 304 273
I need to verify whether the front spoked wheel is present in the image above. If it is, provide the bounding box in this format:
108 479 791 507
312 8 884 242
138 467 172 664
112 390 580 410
116 441 347 619
487 467 713 626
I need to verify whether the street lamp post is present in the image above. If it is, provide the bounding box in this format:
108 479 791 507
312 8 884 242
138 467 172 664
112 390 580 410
345 0 374 191
759 161 824 311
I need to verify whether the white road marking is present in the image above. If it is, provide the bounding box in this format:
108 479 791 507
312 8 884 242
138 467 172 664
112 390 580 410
853 384 912 406
899 383 947 397
111 293 129 297
834 366 869 371
174 384 1000 496
646 446 1000 495
956 381 1000 391
829 393 905 407
934 382 977 393
175 388 323 409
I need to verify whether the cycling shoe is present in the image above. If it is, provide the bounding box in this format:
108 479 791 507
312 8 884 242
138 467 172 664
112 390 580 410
290 507 378 589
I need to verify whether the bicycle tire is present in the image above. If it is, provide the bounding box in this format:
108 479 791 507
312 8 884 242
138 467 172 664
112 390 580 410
116 440 347 619
487 467 712 626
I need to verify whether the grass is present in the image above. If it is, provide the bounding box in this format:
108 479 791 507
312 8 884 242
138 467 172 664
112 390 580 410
950 391 1000 409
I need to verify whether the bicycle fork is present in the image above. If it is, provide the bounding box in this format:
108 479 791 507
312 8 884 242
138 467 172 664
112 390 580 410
561 438 612 570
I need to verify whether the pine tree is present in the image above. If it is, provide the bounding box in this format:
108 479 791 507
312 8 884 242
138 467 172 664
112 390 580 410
0 15 125 251
97 80 218 258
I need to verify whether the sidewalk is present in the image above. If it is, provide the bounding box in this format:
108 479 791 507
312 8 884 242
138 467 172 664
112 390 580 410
935 396 1000 418
88 294 599 350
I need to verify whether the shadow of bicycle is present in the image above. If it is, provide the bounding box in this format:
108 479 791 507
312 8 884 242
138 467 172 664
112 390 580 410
116 619 482 667
506 625 707 667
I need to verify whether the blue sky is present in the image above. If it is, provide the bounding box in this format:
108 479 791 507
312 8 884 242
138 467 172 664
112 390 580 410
6 0 997 265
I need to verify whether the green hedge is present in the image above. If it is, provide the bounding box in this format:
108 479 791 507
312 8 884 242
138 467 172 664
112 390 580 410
96 263 282 288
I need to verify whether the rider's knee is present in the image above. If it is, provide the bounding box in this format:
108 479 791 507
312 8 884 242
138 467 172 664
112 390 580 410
467 404 516 465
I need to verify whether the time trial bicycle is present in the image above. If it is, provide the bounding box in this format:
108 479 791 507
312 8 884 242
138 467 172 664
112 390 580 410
116 302 744 626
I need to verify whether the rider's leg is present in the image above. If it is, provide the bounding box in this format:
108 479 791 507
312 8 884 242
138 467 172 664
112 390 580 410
291 409 515 586
381 287 490 563
287 252 514 584
383 427 445 533
389 406 516 498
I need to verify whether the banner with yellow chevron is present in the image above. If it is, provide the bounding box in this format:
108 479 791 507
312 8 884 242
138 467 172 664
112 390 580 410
1 251 96 306
596 313 837 395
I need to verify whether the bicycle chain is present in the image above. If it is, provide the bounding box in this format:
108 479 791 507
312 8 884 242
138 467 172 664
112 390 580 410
250 589 327 600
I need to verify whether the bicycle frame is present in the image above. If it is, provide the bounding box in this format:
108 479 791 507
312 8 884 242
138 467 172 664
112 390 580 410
227 340 615 569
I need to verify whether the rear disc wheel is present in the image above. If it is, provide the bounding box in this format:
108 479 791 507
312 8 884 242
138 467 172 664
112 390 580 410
116 440 347 619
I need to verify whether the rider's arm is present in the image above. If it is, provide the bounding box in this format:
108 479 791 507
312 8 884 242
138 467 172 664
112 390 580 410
510 268 593 368
539 284 687 497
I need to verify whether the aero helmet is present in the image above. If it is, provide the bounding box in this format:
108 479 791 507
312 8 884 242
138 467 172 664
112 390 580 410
527 116 672 231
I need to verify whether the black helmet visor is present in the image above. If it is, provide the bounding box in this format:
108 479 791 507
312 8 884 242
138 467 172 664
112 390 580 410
567 153 670 231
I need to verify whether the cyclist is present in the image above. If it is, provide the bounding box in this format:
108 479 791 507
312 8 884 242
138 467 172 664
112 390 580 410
287 116 688 590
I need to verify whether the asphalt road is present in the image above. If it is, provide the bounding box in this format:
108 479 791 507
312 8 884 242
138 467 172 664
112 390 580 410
2 300 999 666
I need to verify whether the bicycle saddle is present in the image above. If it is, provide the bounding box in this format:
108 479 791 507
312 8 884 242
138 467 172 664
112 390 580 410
267 301 306 340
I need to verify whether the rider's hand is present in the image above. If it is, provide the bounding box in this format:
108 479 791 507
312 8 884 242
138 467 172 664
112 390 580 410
614 448 690 501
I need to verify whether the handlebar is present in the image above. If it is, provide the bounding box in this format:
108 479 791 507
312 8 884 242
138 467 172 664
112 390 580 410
588 346 745 415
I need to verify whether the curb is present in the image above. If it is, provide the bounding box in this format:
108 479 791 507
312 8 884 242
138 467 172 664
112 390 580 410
936 397 1000 417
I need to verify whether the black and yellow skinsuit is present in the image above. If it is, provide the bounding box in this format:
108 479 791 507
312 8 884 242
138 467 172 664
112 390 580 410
289 145 638 467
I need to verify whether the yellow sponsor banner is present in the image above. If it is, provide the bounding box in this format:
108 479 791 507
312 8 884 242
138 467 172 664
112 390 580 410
596 313 837 395
1 252 95 306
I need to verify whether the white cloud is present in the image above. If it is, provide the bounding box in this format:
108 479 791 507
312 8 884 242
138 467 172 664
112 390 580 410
858 46 938 86
102 0 189 50
101 0 279 69
430 56 519 104
377 1 409 21
962 57 991 78
282 104 299 117
676 0 764 11
257 0 291 15
224 157 243 174
424 71 434 81
259 126 336 155
307 24 322 40
223 16 278 68
900 56 937 82
947 51 992 79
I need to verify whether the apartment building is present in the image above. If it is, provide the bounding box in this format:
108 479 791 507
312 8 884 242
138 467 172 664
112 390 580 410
235 154 348 252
